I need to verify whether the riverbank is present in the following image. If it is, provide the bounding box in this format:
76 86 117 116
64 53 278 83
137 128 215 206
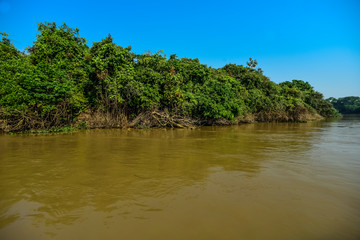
1 107 324 134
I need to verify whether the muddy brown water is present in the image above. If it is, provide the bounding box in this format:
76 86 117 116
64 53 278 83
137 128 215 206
1 116 360 240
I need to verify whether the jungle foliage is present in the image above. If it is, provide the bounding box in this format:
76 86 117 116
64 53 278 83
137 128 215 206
327 96 360 114
0 23 339 132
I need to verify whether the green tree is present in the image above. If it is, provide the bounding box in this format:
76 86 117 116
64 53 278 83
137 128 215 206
328 96 360 114
87 34 134 110
26 22 89 117
280 80 339 117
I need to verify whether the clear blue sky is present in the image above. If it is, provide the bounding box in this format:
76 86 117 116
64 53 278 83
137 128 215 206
1 0 359 98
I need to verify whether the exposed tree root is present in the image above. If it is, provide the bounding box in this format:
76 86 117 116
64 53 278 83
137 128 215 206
0 103 72 132
0 106 323 133
76 109 128 129
128 109 198 128
254 106 322 122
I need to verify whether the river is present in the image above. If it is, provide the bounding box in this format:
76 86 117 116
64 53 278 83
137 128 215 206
0 116 359 240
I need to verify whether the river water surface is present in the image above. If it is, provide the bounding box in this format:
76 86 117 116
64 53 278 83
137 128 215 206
1 116 360 240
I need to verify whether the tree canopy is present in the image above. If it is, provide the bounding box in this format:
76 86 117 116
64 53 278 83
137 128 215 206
327 96 360 114
0 22 339 132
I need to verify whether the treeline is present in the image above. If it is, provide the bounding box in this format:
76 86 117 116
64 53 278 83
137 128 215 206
327 96 360 114
0 22 338 132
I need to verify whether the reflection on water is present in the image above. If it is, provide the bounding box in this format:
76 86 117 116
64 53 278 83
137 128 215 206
0 118 360 240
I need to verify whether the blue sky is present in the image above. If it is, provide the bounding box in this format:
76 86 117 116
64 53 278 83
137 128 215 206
1 0 359 98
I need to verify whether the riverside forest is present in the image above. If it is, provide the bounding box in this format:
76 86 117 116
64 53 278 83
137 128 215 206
0 22 339 133
327 96 360 114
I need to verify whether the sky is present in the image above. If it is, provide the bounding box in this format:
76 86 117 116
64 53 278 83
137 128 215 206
1 0 359 98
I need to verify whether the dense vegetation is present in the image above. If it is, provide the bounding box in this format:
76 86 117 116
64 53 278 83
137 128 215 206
0 23 339 132
327 96 360 114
